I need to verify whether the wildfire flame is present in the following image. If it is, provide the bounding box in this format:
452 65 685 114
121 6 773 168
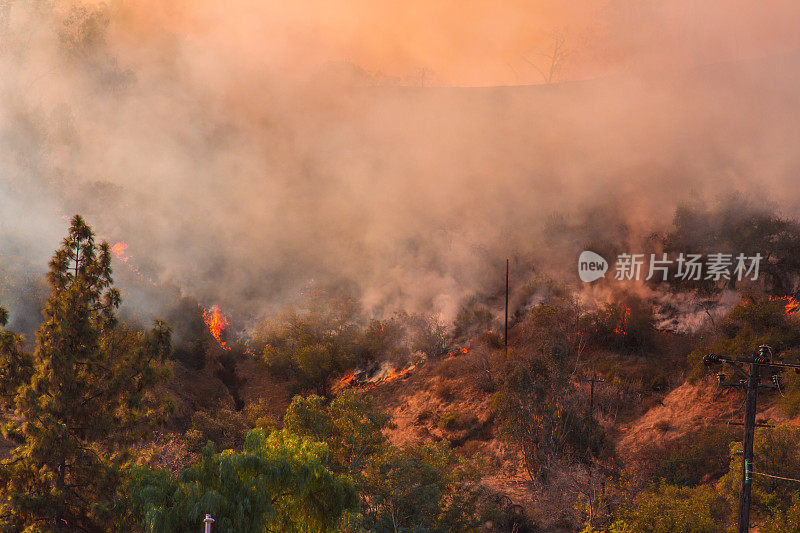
111 241 129 259
769 295 800 316
335 364 416 392
110 241 157 286
615 307 631 336
203 305 230 350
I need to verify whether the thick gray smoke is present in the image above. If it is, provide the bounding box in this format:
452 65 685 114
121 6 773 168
2 0 800 333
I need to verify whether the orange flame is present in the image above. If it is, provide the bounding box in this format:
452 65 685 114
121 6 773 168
203 305 230 350
381 366 414 383
614 307 631 335
335 365 416 392
337 372 358 389
110 241 157 286
111 241 129 260
769 295 800 316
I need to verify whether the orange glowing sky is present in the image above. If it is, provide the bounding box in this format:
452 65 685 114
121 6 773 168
108 0 800 86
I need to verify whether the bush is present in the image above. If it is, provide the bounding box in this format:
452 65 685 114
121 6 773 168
283 389 391 477
128 429 358 532
762 494 800 533
494 355 610 482
185 407 249 452
255 290 361 396
243 397 279 432
360 442 483 532
653 426 737 487
437 411 476 431
689 291 800 381
606 482 727 533
453 296 495 341
581 297 656 355
718 424 800 519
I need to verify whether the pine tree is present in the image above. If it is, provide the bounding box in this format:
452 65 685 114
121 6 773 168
0 215 172 532
0 306 33 406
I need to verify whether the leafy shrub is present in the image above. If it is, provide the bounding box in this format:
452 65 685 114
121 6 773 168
128 429 358 532
581 297 656 355
653 426 737 487
243 397 279 432
689 291 800 380
185 407 249 452
762 494 800 533
494 355 610 482
255 290 361 396
359 442 483 532
605 482 727 533
718 425 800 519
283 390 391 477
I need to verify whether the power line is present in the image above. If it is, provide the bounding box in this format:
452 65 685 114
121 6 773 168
752 471 800 483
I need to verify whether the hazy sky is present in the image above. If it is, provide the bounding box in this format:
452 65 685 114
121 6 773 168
109 0 800 86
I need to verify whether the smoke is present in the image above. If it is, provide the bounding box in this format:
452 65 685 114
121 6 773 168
3 0 800 332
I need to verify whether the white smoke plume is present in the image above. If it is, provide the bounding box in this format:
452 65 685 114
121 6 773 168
2 0 800 333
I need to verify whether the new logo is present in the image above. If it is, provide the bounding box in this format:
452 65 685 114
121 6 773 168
578 251 608 282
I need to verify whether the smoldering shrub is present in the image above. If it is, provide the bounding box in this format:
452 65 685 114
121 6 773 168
581 295 657 355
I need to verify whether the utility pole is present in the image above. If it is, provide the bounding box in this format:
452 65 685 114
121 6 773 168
739 361 758 532
704 345 788 533
504 258 509 358
583 375 606 414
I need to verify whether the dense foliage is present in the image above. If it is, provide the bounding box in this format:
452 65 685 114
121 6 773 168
0 216 172 531
128 428 358 533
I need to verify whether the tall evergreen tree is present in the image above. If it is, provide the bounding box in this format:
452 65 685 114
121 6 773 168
0 306 33 406
0 215 172 531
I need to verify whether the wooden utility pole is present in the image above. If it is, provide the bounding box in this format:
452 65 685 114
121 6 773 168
704 346 788 533
504 259 509 357
738 362 759 533
583 376 606 414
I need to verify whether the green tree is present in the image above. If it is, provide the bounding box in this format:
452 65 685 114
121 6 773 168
359 442 482 532
256 290 360 396
603 482 727 533
283 390 391 477
0 306 33 405
718 425 800 519
127 428 358 533
0 215 172 531
762 494 800 533
282 391 482 531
